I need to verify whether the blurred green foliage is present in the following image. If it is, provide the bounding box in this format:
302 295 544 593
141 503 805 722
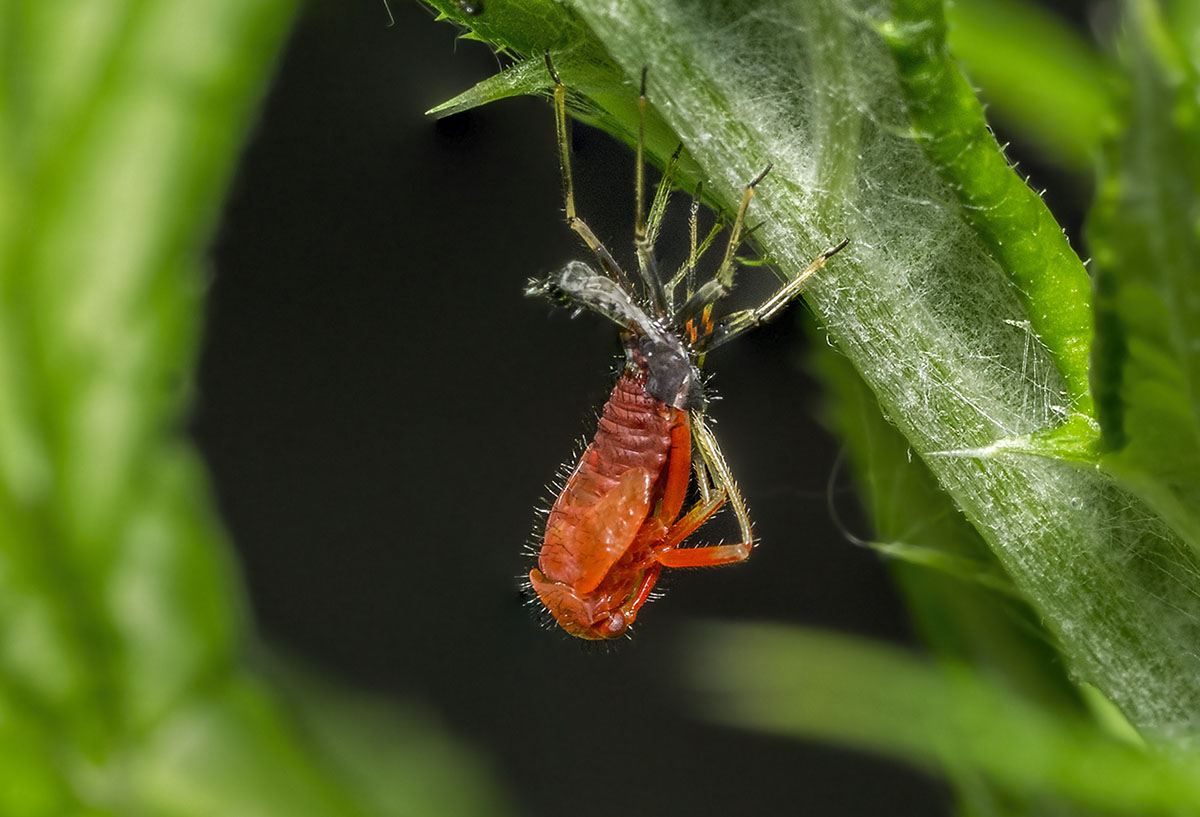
424 0 1200 813
5 0 1200 812
690 623 1200 817
946 0 1116 171
1089 0 1200 556
0 2 512 814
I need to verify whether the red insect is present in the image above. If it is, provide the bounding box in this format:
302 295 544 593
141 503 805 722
526 57 847 639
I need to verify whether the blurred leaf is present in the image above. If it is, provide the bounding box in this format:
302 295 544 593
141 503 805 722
0 1 517 814
0 0 290 747
131 669 515 817
1165 0 1200 70
1090 0 1200 555
854 538 1016 595
266 659 515 817
946 0 1116 171
689 623 1200 816
0 701 74 816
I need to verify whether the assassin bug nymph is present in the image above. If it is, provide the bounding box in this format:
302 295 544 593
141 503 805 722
526 56 848 640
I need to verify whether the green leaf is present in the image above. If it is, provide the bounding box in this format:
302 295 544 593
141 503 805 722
945 0 1116 172
425 31 705 199
427 54 562 118
813 332 1106 815
1090 0 1200 557
884 1 1095 422
585 0 1200 744
811 338 1081 715
688 623 1200 816
427 0 1200 743
265 659 515 817
421 0 584 56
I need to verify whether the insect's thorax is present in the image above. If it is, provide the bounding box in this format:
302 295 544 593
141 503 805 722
625 327 703 411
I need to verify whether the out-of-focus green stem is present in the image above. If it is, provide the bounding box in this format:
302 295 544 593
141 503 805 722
946 0 1116 171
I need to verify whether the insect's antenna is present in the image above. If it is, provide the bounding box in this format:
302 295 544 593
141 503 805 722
633 66 668 316
826 447 871 549
381 0 395 26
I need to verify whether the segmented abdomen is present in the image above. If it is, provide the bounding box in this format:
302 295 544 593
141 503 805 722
565 368 674 503
538 366 682 584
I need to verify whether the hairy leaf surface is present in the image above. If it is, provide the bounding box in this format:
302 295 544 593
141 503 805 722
425 0 1200 742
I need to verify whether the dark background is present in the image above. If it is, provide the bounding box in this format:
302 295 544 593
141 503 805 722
197 2 1093 815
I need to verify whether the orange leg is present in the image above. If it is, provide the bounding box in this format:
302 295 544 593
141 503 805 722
656 542 750 568
651 491 752 568
657 412 693 526
659 491 724 550
629 417 701 554
622 563 664 623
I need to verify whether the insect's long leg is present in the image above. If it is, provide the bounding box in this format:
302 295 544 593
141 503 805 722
685 184 700 303
691 412 754 548
644 144 683 258
658 414 693 525
622 563 663 624
657 491 726 550
657 541 749 568
666 182 700 311
666 203 724 308
634 67 647 245
546 53 634 292
633 67 669 316
676 164 772 323
650 487 752 569
692 452 713 503
639 420 752 572
695 238 850 352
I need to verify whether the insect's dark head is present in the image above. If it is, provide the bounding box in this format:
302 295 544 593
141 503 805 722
528 569 632 640
525 274 570 307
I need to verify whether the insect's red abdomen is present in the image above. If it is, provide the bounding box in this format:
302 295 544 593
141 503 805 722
537 367 682 588
563 369 673 504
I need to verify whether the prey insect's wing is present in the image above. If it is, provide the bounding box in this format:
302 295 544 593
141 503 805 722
542 467 655 595
527 261 658 336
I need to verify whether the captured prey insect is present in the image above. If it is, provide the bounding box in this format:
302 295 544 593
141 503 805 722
526 56 848 640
